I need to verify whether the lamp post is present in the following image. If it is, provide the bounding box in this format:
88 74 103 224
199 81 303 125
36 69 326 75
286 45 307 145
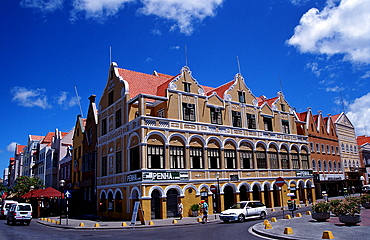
215 172 221 214
59 180 65 225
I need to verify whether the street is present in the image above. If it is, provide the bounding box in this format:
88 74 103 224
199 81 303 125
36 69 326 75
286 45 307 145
0 216 271 240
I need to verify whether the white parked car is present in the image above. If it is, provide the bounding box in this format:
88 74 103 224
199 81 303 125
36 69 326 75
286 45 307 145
6 202 32 225
219 201 267 223
0 200 18 219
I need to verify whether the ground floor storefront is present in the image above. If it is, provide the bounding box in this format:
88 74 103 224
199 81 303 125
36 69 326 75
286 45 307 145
97 177 315 221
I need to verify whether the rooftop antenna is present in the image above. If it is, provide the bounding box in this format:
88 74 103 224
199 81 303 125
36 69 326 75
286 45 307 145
236 56 241 75
74 85 84 118
110 46 112 64
340 90 345 113
279 75 283 93
184 45 188 66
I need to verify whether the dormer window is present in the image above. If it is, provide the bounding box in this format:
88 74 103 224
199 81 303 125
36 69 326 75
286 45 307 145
183 82 191 93
238 91 246 103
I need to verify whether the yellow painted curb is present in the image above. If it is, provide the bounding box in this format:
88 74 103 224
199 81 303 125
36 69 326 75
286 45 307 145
197 218 203 222
172 220 178 224
265 223 273 229
271 217 277 222
263 220 269 225
55 221 60 225
149 221 154 225
121 222 127 226
94 223 100 227
296 213 302 217
51 220 56 223
285 214 291 219
79 222 85 227
322 231 335 239
306 211 312 215
284 227 294 235
271 209 276 211
47 219 51 222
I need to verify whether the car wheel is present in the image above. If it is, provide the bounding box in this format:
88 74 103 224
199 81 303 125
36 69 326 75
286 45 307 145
259 211 266 219
26 221 31 226
238 214 245 223
7 219 10 225
223 220 229 223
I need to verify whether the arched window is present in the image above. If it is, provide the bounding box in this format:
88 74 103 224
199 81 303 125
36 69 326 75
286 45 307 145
344 160 347 167
323 160 327 172
329 161 332 172
333 161 337 172
318 160 322 172
312 160 316 172
338 162 341 172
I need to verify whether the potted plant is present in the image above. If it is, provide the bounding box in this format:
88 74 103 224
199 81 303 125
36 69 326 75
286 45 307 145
311 201 331 222
360 194 370 209
190 204 200 217
329 199 343 216
334 198 361 225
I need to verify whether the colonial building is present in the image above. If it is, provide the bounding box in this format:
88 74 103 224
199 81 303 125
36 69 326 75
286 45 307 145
23 135 44 177
8 144 26 187
357 135 370 185
81 95 99 215
96 62 314 221
332 113 362 193
297 109 342 198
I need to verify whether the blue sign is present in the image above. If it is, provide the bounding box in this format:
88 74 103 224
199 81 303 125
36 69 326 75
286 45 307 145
64 190 72 198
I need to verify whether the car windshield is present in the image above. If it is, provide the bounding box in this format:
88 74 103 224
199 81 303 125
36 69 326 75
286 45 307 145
18 205 31 211
5 204 13 209
230 202 246 209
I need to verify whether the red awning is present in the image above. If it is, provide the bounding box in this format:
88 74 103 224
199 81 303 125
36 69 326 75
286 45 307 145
20 189 44 198
20 187 64 199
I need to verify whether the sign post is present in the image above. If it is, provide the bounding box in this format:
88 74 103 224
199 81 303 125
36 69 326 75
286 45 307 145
64 190 72 225
275 177 285 218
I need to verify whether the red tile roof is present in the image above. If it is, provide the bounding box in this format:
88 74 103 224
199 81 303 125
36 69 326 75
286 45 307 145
118 68 174 99
206 81 234 97
16 145 26 154
30 135 44 141
296 111 308 122
357 135 370 145
41 132 55 144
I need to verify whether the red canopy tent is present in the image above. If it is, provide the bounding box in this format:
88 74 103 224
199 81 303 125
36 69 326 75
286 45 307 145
32 187 64 198
20 187 64 199
20 189 44 198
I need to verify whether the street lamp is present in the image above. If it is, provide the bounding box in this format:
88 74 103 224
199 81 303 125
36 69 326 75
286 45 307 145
215 172 221 214
59 180 65 225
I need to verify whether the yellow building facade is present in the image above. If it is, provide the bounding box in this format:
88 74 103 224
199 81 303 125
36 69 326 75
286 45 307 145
97 63 315 221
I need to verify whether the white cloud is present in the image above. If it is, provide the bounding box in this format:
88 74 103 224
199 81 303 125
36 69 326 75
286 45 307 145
290 0 309 6
21 0 224 35
20 0 64 12
361 71 370 79
11 87 51 109
325 86 344 92
145 57 153 63
138 0 224 35
57 91 78 109
287 0 370 65
305 62 321 77
170 45 180 50
6 142 19 153
346 92 370 136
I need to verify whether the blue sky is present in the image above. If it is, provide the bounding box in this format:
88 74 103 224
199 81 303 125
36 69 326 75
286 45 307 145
1 0 370 175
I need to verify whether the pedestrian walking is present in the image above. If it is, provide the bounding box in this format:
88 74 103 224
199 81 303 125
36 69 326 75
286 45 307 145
177 199 183 220
200 199 208 223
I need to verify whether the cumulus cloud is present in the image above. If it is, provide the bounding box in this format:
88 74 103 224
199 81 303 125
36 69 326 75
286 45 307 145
287 0 370 65
57 91 78 109
21 0 224 35
346 92 370 136
6 142 19 153
11 87 51 109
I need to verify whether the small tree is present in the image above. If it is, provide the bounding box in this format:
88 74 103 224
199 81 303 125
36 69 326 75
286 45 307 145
12 176 45 197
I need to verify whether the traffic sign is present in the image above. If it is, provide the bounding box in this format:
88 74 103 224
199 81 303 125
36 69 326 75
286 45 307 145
64 190 72 198
210 185 217 193
275 177 285 187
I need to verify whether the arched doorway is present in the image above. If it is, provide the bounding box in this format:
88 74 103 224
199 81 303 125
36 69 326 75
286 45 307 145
224 186 234 210
252 185 260 200
166 189 179 218
240 185 249 201
273 185 280 207
263 185 271 207
151 190 161 219
99 191 107 215
298 181 305 204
